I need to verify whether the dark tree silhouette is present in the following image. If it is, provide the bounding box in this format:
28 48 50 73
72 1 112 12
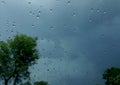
34 81 48 85
0 34 40 85
103 67 120 85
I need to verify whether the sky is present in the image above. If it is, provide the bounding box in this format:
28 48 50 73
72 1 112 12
0 0 120 85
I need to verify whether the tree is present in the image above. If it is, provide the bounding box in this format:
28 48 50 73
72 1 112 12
21 81 48 85
103 67 120 85
0 34 40 85
34 81 48 85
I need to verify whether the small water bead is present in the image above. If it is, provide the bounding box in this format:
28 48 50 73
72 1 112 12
73 12 76 17
96 9 100 13
50 9 53 12
12 24 16 27
103 11 107 14
47 69 50 71
49 26 55 30
36 14 40 19
28 2 31 4
90 8 94 12
29 11 32 15
32 24 35 27
1 1 6 4
67 1 71 5
38 11 41 14
89 18 92 22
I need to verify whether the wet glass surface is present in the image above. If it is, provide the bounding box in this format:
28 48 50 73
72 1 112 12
0 0 120 85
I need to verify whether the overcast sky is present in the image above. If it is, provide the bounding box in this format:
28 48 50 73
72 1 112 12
0 0 120 85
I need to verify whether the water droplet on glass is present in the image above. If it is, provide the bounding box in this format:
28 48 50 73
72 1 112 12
47 69 49 71
103 11 107 14
29 11 32 15
96 9 100 13
50 26 55 30
36 14 40 19
12 22 16 27
67 1 71 5
32 24 35 27
53 68 55 70
89 18 92 22
38 11 41 14
28 2 31 4
1 1 6 4
11 30 14 32
73 12 76 17
90 8 94 12
50 9 53 12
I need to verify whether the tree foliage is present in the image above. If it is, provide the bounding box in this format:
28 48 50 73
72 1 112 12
20 81 48 85
0 34 40 85
34 81 48 85
103 67 120 85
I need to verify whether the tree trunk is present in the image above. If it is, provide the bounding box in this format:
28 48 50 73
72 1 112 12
13 73 19 85
13 76 17 85
4 79 8 85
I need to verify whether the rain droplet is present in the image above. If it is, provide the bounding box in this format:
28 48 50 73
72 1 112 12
47 69 50 71
38 11 41 14
53 68 55 70
73 12 76 17
29 11 32 15
28 2 31 4
36 14 40 19
90 8 94 12
103 11 107 14
89 18 92 22
96 9 100 13
11 30 14 32
50 9 53 12
32 24 35 27
12 23 16 27
1 1 6 4
67 1 71 5
50 26 55 30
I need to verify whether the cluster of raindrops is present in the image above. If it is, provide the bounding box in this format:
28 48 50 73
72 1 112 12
88 8 108 23
29 10 41 19
90 8 107 15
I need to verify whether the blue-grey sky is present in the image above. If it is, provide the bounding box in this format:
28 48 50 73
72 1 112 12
0 0 120 85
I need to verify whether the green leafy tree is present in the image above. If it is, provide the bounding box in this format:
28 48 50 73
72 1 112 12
21 81 48 85
0 34 40 85
103 67 120 85
34 81 48 85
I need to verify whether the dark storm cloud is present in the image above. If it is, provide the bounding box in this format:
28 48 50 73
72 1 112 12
0 0 120 85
